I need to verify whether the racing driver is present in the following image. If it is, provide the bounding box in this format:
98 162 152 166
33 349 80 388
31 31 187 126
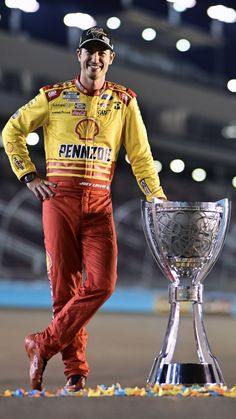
2 26 167 391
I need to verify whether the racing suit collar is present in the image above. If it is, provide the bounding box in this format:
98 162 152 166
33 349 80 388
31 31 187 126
74 76 107 96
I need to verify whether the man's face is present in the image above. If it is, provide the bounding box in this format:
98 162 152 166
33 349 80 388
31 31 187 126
77 42 115 81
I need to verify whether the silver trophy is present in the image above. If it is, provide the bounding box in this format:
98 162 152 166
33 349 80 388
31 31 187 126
141 199 231 386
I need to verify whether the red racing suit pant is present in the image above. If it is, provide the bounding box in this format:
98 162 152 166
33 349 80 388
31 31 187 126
37 178 117 379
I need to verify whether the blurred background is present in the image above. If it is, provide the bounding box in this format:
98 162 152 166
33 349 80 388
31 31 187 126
0 0 236 313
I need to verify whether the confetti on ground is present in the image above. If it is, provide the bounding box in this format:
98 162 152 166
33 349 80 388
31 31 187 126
2 384 236 398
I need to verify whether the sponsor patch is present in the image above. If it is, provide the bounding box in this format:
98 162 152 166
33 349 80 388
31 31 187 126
99 102 109 108
52 103 67 107
45 89 61 102
63 91 80 101
72 110 87 116
114 101 121 110
12 110 20 119
74 103 86 109
101 94 113 100
59 144 112 162
75 118 99 141
140 179 151 195
97 109 111 117
12 154 25 171
48 90 57 98
52 110 70 114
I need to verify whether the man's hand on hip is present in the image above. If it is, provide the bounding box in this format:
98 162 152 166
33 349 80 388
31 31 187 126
26 177 57 201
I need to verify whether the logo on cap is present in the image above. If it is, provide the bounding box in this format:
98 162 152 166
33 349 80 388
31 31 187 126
80 26 113 50
87 27 106 37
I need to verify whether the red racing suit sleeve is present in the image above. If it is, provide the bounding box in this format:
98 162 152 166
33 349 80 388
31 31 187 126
122 96 167 202
2 90 49 180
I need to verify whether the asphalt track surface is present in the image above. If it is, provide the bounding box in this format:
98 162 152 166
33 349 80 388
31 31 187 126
0 309 236 418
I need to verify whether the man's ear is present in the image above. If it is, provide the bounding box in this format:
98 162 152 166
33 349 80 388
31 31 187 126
110 51 115 65
76 48 81 62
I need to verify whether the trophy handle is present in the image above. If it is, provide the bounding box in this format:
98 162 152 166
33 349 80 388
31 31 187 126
141 200 176 282
196 198 231 283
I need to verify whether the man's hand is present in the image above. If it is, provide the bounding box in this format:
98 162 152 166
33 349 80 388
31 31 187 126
26 176 57 201
152 197 166 203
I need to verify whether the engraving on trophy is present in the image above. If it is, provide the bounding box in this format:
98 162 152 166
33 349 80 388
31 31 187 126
141 199 231 386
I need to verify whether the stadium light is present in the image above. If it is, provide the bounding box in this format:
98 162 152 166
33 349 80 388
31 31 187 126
227 79 236 93
154 160 163 173
5 0 40 13
142 28 156 41
63 13 96 30
176 38 191 52
222 121 236 138
192 168 207 182
26 132 39 146
106 17 121 30
207 5 236 23
166 0 196 12
170 159 185 173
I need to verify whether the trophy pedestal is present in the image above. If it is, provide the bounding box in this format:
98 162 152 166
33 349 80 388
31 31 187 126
156 363 218 386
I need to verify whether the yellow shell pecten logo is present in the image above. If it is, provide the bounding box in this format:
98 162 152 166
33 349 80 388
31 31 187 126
75 118 99 142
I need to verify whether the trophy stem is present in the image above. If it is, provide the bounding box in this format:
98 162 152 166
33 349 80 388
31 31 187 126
193 301 225 384
147 284 225 386
147 302 180 385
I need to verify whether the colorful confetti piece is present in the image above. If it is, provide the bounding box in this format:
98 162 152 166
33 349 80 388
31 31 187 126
2 383 236 398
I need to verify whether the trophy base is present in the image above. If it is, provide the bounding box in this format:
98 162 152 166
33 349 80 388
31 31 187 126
157 363 221 386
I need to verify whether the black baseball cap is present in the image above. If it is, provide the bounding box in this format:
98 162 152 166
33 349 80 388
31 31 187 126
79 26 114 51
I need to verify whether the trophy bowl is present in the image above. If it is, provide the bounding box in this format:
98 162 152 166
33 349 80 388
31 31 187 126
141 199 231 386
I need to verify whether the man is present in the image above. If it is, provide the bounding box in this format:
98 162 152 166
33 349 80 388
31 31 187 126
2 26 166 391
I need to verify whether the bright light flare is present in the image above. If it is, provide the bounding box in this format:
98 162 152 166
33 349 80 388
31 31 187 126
63 13 96 29
26 132 39 146
167 0 196 10
227 79 236 93
154 160 163 173
207 5 236 23
5 0 40 12
232 176 236 188
192 168 207 182
176 38 191 52
106 17 121 30
170 159 185 173
142 28 157 41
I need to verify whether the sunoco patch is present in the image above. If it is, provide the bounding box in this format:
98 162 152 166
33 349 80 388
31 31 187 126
140 179 151 195
12 155 25 171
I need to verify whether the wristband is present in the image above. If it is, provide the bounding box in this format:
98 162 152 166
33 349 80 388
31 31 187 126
23 172 36 183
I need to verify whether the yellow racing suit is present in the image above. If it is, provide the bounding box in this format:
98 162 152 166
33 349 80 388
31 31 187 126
2 76 166 201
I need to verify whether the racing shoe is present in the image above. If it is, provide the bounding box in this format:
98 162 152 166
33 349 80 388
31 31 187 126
65 375 86 392
24 333 47 391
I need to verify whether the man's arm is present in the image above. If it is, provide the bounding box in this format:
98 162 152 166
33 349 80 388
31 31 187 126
123 97 167 202
2 90 56 200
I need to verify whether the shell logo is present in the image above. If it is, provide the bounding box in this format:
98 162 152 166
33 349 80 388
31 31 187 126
75 118 99 141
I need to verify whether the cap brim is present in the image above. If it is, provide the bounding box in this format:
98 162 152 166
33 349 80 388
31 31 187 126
79 39 113 51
